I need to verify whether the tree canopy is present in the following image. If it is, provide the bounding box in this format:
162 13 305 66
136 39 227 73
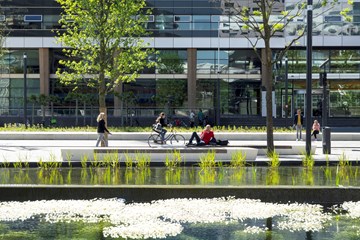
56 0 156 111
221 0 353 152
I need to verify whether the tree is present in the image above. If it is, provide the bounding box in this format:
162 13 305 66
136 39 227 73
38 94 48 123
114 91 137 126
221 0 352 153
56 0 156 114
29 95 38 126
65 91 82 126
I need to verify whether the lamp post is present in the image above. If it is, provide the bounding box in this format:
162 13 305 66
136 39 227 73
319 58 329 127
23 52 28 129
305 0 313 156
284 56 289 127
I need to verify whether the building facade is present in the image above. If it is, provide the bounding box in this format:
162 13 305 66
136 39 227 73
0 0 359 126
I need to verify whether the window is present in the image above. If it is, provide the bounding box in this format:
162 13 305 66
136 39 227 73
174 15 191 22
0 15 5 22
24 15 43 22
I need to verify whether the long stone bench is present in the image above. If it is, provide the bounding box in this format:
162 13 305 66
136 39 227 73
61 146 259 163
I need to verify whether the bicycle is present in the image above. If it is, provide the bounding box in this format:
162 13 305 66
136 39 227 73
148 124 186 147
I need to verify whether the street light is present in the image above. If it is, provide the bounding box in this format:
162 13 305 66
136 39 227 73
23 52 28 129
319 58 329 127
284 56 289 127
305 0 313 155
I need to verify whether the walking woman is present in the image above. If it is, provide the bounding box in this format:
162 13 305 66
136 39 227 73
96 112 111 147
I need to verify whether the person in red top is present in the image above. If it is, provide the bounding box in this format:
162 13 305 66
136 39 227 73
186 124 216 146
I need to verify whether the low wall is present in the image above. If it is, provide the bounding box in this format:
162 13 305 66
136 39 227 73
1 185 359 206
61 146 259 162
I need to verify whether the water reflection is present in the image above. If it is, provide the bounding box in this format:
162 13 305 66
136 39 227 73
0 166 359 186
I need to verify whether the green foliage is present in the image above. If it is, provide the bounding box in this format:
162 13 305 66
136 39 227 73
0 125 295 133
267 151 280 168
56 0 156 109
230 150 247 168
199 150 216 169
165 149 182 169
301 152 315 170
124 152 133 168
135 151 150 169
80 154 89 168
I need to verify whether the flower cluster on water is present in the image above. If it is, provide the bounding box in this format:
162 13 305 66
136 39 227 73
0 197 336 239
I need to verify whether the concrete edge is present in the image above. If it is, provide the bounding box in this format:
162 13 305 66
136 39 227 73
1 132 360 141
0 185 359 206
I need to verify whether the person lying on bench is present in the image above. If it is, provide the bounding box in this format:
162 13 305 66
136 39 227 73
186 124 216 146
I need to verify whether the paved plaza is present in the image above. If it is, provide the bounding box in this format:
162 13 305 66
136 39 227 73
0 131 358 163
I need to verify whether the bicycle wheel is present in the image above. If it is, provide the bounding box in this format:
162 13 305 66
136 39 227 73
170 134 186 146
148 134 161 147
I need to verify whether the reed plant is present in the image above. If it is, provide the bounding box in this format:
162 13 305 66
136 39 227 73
1 159 10 168
267 151 280 168
37 159 61 170
13 160 23 169
266 167 280 185
301 152 315 170
322 154 332 182
109 151 120 168
302 167 314 185
90 152 101 168
66 169 72 184
338 152 350 167
80 154 89 168
65 152 72 168
336 152 351 186
124 152 133 168
230 150 246 168
165 149 182 169
251 165 257 184
199 168 216 184
135 152 150 169
229 168 245 184
17 153 30 168
80 168 88 184
124 168 133 184
14 169 31 184
199 150 216 169
165 168 182 185
135 167 151 185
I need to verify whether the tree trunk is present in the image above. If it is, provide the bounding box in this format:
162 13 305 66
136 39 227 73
31 103 35 126
83 102 86 126
75 99 79 126
262 47 275 153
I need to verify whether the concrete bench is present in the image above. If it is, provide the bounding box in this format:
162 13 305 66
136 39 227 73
61 146 258 163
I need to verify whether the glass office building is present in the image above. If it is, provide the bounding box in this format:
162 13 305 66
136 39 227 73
0 0 359 126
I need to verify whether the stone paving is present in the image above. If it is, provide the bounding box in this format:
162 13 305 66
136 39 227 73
0 133 358 163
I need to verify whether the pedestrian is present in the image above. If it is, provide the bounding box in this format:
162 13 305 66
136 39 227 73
155 112 167 144
311 120 321 141
186 124 216 146
198 109 204 127
293 109 304 141
96 112 111 147
189 110 195 128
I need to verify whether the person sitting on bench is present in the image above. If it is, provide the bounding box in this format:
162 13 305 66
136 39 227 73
186 124 216 146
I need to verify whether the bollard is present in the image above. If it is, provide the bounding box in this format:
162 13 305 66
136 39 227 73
322 127 331 154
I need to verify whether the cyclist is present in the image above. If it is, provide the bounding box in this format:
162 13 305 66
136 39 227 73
155 112 167 144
